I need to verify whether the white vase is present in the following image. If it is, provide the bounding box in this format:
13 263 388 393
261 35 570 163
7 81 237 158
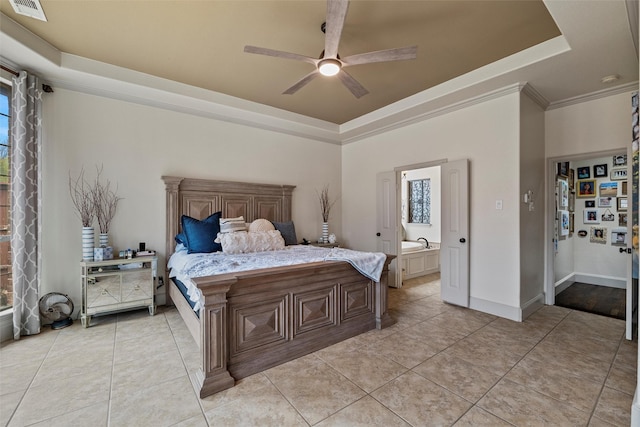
82 226 94 261
99 233 109 247
322 222 329 243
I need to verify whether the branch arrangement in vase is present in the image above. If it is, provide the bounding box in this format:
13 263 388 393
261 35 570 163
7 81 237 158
69 168 94 227
317 184 337 222
93 165 122 234
69 165 122 231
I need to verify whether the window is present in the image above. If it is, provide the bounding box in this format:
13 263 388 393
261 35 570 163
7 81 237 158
0 82 11 312
408 179 431 224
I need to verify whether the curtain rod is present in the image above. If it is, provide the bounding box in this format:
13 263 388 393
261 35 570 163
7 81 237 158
1 65 19 77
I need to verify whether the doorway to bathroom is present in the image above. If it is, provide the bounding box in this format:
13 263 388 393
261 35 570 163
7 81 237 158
378 158 469 305
399 166 442 287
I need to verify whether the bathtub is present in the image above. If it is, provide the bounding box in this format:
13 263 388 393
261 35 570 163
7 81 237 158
400 241 440 280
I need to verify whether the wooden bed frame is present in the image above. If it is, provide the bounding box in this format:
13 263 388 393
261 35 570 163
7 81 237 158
163 176 394 398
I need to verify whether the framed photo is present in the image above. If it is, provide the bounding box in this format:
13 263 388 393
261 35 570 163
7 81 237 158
594 164 608 177
613 154 627 166
559 210 570 236
601 210 615 222
610 167 627 180
557 179 569 209
577 166 590 179
611 229 627 246
577 179 596 197
599 182 618 197
590 226 607 244
557 162 569 178
617 197 628 211
598 197 613 208
585 200 596 208
622 181 628 195
619 213 628 227
584 209 599 224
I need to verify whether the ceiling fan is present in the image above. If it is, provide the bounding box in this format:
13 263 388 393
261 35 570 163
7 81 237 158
243 0 417 98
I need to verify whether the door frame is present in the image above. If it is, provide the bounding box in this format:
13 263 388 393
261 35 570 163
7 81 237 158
546 148 631 336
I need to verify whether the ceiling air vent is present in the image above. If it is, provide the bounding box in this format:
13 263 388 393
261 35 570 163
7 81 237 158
9 0 47 22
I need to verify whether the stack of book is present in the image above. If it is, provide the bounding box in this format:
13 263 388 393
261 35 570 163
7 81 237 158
135 250 156 257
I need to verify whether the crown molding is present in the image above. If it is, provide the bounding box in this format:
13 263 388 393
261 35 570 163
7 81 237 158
547 81 639 111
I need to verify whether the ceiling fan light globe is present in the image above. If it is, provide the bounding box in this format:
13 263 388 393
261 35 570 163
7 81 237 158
318 59 341 76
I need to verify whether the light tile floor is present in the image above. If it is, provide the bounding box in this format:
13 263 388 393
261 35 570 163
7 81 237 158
1 273 636 426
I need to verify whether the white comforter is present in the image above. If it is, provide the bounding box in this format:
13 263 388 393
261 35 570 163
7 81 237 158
168 244 387 311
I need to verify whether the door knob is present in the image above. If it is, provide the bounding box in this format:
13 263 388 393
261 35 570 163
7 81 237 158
459 238 466 243
376 232 381 237
620 247 626 253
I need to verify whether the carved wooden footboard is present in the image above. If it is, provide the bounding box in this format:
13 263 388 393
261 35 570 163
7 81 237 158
163 176 394 398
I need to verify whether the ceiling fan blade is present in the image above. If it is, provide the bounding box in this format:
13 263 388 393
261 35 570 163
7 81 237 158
337 69 369 99
283 70 320 95
324 0 349 59
342 46 418 66
244 45 318 65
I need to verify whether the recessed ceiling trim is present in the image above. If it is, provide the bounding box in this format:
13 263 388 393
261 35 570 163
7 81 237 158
547 81 639 111
340 83 525 145
1 13 60 66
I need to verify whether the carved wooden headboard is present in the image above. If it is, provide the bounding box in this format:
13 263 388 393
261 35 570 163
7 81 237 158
162 176 296 258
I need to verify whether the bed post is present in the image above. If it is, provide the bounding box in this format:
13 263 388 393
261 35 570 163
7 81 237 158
376 256 395 329
193 277 236 398
162 176 184 306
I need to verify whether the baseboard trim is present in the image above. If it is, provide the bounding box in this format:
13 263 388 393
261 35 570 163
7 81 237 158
554 273 575 295
555 272 626 291
522 293 545 320
573 273 626 289
469 296 521 322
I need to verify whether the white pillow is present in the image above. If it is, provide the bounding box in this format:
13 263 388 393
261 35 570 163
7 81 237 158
217 230 285 254
219 216 247 233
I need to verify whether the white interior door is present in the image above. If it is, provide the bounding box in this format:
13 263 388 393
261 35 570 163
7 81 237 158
441 159 470 306
376 171 399 288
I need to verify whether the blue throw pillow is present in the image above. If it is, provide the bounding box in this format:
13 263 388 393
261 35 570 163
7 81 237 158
272 221 297 246
175 232 187 246
181 211 222 253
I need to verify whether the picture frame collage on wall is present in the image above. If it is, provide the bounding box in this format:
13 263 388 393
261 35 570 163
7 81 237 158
558 157 628 246
556 162 574 238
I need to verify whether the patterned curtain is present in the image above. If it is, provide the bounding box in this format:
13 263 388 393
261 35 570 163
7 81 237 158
11 72 42 339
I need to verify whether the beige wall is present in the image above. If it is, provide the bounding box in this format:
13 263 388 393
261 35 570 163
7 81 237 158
518 92 546 309
41 89 342 307
341 90 522 316
545 92 632 159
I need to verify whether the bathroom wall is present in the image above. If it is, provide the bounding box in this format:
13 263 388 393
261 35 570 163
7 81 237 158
401 166 441 245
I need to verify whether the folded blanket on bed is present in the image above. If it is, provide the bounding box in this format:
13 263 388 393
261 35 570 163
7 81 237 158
324 248 387 282
168 245 388 311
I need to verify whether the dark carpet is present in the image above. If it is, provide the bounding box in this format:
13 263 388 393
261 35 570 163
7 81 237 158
555 282 625 320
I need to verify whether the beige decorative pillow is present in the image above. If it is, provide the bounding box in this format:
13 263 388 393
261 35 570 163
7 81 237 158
217 230 285 254
219 216 247 233
249 218 276 232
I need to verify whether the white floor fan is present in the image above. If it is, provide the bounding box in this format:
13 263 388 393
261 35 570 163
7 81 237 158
243 0 417 98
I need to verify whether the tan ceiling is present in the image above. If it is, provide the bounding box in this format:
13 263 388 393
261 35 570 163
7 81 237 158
1 0 561 124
